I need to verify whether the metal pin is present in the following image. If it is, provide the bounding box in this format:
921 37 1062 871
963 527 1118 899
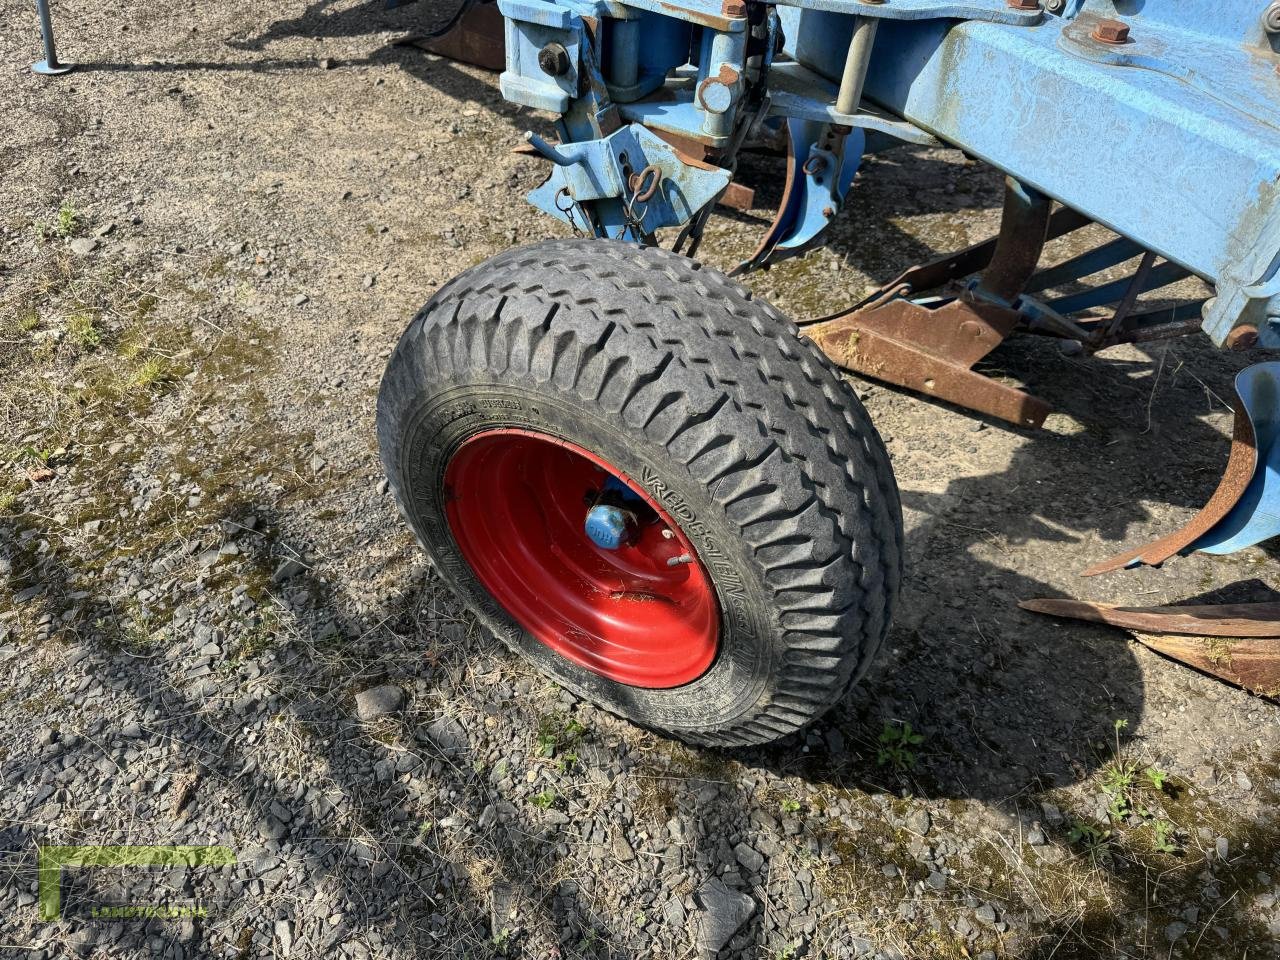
32 0 73 76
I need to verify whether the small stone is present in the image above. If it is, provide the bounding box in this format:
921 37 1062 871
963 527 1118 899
69 237 98 255
272 558 306 583
734 842 764 874
695 878 754 955
908 809 932 836
1027 825 1047 846
274 919 293 957
611 829 635 863
355 684 404 721
975 904 998 926
259 816 288 841
1164 921 1189 943
1215 837 1229 861
927 871 946 891
311 454 328 473
361 274 375 289
292 294 309 306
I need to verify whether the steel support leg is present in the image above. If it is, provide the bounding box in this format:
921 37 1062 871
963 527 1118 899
32 0 73 75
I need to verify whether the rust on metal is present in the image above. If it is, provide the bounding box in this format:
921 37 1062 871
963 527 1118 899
975 177 1053 306
1227 324 1260 350
827 206 1091 320
721 0 747 17
805 296 1052 428
420 2 505 71
1083 380 1258 575
1092 18 1130 44
1020 598 1280 698
1006 0 1040 10
1019 598 1280 637
660 2 739 31
717 180 755 212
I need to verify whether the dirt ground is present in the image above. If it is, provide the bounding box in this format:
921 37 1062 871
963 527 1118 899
1 2 1278 958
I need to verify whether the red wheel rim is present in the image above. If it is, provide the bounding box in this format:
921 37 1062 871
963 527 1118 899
443 429 720 688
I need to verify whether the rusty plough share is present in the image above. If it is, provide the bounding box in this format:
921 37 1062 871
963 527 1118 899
1025 362 1280 696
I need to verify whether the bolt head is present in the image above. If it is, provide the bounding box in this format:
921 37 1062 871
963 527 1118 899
537 42 571 78
1092 18 1130 44
1006 0 1040 10
1265 2 1280 33
1043 0 1065 12
721 0 747 16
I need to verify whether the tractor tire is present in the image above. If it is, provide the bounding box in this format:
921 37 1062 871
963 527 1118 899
377 239 903 747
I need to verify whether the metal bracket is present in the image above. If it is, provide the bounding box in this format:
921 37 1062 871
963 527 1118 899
805 295 1052 428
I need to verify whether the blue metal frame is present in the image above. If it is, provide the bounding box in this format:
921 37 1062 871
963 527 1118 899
495 0 1280 348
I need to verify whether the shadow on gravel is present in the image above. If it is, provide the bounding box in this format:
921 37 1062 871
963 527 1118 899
5 506 629 956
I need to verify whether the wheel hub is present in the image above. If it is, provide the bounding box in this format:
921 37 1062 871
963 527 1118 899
443 429 720 688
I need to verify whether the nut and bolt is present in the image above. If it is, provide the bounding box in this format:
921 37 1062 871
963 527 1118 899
1091 18 1130 44
721 0 747 17
1043 0 1065 13
537 42 571 77
1006 0 1040 10
1264 1 1280 34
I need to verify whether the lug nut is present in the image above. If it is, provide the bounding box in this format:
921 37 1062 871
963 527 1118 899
537 42 571 77
1092 18 1130 44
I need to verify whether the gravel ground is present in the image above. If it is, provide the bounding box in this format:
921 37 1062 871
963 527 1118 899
2 2 1279 958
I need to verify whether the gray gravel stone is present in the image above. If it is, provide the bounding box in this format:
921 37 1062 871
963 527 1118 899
355 685 404 721
695 877 754 955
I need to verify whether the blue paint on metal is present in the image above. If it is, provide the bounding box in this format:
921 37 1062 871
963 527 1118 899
1024 237 1144 294
863 4 1280 346
527 122 730 237
495 0 1280 346
737 119 864 271
1189 362 1280 556
1047 260 1190 314
585 504 631 550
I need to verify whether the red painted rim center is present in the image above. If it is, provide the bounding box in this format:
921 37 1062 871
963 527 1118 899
443 429 720 688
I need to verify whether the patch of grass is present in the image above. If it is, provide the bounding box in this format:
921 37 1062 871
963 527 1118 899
780 797 802 816
0 491 17 514
534 712 586 760
67 312 102 351
18 312 39 332
1151 818 1179 854
1066 818 1112 861
877 720 924 772
56 201 79 238
16 445 54 467
130 356 173 389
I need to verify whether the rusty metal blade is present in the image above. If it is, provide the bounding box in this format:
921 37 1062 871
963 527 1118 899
806 296 1051 428
1019 598 1280 637
1020 598 1280 697
419 2 505 71
1083 379 1259 576
1131 634 1280 699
